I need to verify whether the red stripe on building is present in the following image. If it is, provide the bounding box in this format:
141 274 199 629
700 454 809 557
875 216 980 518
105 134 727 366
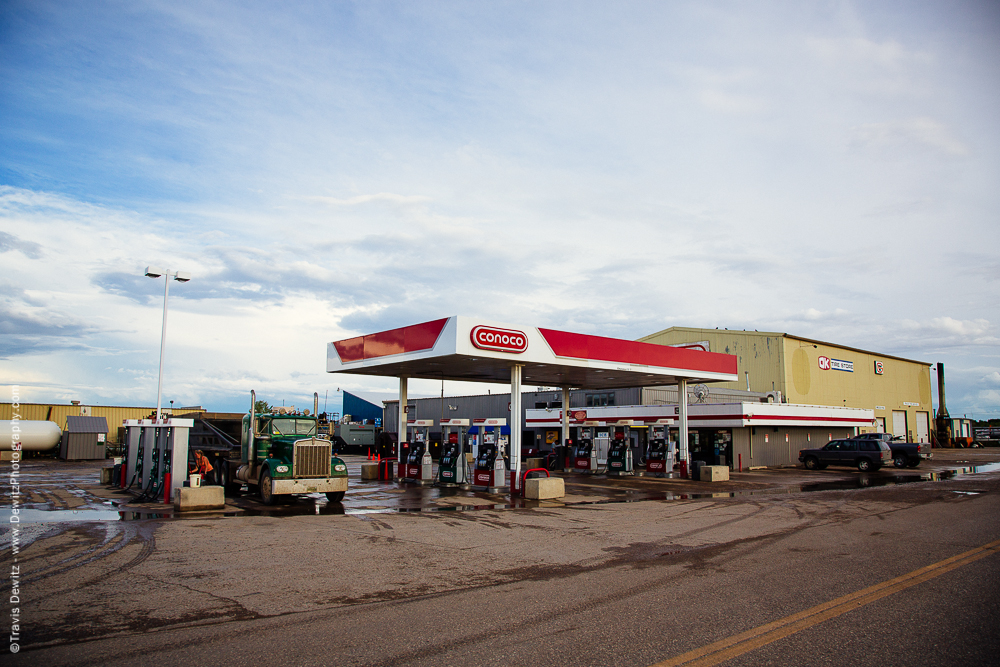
333 318 449 363
526 413 869 425
744 414 871 424
538 328 737 375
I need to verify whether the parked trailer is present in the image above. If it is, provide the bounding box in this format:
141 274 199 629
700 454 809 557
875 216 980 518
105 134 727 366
330 422 381 454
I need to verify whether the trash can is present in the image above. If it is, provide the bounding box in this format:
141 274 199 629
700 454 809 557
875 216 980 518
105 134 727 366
691 460 704 481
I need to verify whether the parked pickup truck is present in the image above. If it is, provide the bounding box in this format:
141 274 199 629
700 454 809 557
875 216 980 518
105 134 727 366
850 433 933 468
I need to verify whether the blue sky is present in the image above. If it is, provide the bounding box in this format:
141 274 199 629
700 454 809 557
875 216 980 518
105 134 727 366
1 1 998 417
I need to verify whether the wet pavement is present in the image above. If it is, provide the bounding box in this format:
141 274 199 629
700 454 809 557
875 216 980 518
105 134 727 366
3 448 1000 528
7 447 1000 666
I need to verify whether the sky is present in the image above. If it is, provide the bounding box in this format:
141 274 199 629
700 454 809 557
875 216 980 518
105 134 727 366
1 0 998 418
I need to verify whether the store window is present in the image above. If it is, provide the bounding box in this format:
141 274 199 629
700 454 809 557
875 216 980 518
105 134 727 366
585 392 616 407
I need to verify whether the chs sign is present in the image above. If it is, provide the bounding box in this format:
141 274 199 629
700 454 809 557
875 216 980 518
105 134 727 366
471 325 528 353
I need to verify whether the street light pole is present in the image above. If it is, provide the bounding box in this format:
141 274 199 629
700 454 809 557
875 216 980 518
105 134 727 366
145 266 191 422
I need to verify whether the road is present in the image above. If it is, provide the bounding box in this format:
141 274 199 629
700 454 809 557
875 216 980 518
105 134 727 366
9 453 999 667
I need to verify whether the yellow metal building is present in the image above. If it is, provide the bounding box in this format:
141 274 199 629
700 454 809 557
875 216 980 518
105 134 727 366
638 327 934 443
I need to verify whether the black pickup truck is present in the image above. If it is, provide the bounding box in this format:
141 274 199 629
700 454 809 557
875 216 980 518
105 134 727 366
850 433 932 468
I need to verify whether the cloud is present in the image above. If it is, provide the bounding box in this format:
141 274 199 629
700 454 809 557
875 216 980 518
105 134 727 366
305 193 433 207
899 317 997 347
849 117 969 157
808 36 929 70
0 231 43 259
1 4 998 416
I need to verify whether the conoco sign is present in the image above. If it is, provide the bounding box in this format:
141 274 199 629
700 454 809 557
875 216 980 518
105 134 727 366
471 325 528 353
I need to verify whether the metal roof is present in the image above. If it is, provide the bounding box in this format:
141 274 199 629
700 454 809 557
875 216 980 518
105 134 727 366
327 316 739 389
65 416 109 433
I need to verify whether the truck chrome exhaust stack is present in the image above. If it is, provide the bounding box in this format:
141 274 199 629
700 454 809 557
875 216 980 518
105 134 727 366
249 389 256 464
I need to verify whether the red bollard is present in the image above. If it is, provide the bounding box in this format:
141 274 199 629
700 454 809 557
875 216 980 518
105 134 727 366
120 464 127 488
163 473 171 504
679 460 688 479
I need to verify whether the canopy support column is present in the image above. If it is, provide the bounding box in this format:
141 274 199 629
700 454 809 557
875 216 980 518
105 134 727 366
398 376 408 461
678 378 689 470
510 364 523 494
561 386 570 458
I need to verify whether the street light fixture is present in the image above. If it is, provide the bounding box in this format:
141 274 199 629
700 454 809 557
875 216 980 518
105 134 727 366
145 266 191 422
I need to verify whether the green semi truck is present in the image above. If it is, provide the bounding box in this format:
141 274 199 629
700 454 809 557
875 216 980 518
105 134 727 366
226 391 349 505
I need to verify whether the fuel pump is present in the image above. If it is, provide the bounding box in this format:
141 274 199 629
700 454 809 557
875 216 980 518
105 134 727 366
122 418 192 502
402 419 434 485
646 419 673 477
472 418 507 492
437 418 469 487
607 420 635 476
573 422 599 473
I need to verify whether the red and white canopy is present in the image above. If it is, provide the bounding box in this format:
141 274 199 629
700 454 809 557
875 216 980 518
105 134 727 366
327 316 738 388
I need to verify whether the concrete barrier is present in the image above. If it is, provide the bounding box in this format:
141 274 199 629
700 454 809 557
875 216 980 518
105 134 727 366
174 485 225 512
700 466 730 482
525 477 565 500
100 466 113 484
525 457 544 470
361 462 379 480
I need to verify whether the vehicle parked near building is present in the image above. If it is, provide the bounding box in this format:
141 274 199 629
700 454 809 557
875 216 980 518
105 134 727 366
224 391 349 505
798 438 891 472
849 433 932 468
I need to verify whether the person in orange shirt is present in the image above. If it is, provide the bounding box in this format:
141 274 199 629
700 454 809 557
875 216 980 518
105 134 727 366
190 449 215 485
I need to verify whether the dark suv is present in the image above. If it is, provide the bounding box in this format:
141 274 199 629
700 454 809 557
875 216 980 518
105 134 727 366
799 438 891 472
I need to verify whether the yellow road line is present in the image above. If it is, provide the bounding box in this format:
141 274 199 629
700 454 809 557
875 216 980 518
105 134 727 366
651 538 1000 667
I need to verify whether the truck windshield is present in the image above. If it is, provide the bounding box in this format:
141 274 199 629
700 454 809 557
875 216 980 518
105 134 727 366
271 419 317 436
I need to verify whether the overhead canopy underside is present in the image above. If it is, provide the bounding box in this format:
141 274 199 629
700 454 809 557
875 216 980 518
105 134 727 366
327 316 739 390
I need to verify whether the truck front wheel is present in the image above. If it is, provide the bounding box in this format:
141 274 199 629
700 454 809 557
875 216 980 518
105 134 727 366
326 491 345 502
260 472 276 505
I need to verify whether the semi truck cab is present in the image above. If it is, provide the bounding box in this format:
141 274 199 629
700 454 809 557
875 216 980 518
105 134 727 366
230 391 349 505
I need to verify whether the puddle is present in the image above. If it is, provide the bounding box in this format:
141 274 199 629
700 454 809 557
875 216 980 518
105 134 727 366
0 508 122 524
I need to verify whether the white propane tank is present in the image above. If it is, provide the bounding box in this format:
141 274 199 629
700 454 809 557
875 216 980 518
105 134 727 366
1 420 62 451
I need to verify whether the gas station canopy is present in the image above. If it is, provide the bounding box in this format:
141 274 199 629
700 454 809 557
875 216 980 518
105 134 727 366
327 316 738 388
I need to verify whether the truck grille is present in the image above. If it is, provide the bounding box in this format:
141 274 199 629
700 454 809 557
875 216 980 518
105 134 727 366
294 439 331 478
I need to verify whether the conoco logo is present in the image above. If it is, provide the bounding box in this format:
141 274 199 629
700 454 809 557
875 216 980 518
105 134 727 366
471 326 528 353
